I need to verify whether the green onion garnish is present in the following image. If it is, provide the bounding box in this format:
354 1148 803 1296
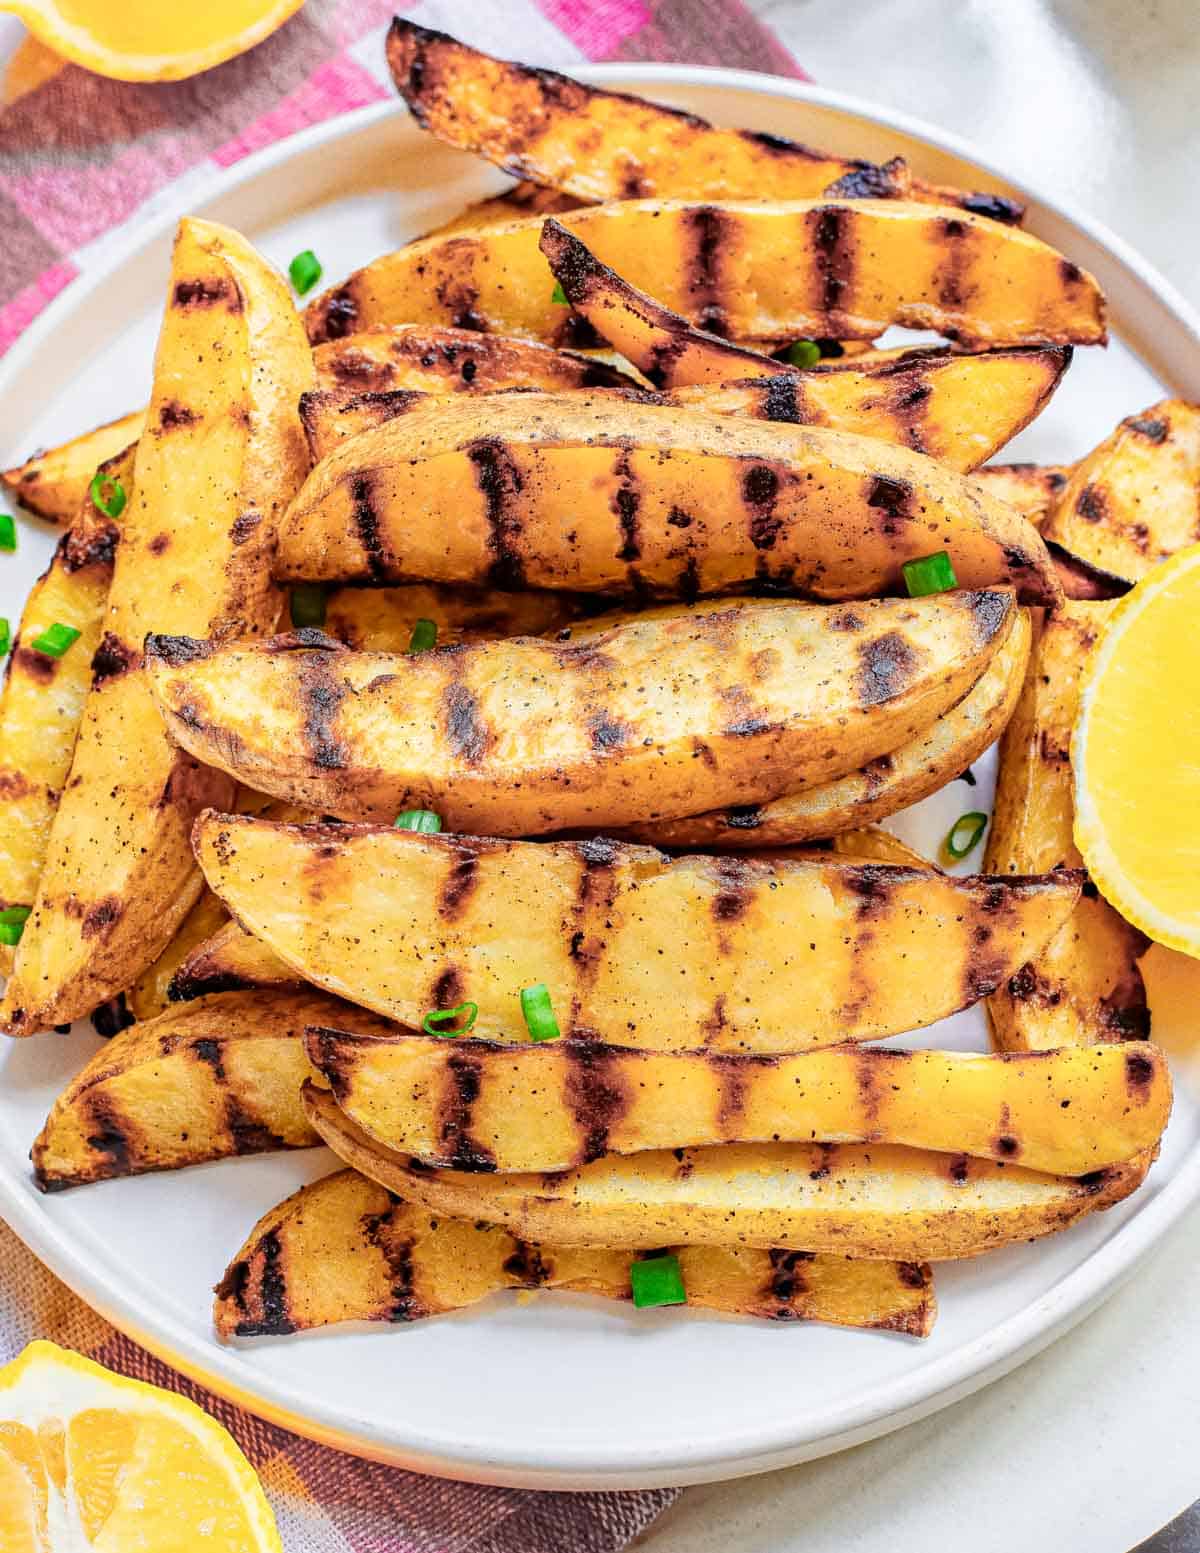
289 584 326 628
784 339 821 369
30 623 81 659
551 283 568 304
421 1001 479 1038
902 551 957 597
395 809 442 833
944 810 988 861
631 1253 687 1309
89 469 126 519
0 905 31 948
0 514 15 552
520 983 561 1043
0 619 9 657
289 249 323 296
407 617 437 653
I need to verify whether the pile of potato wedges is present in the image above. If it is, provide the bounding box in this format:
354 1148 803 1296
1 21 1192 1346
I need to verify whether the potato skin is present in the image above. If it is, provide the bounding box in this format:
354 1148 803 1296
148 592 1014 833
0 449 127 925
214 1167 935 1338
621 608 1031 848
193 814 1083 1053
0 219 314 1036
168 918 300 1002
303 198 1101 351
1042 400 1200 583
31 990 394 1191
986 603 1150 1051
308 1028 1170 1176
1 410 144 526
386 18 1017 227
306 1087 1150 1261
275 393 1062 604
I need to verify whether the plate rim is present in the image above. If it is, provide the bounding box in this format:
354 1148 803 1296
1 61 1198 1490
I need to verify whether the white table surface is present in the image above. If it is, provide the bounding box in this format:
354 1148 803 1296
1 4 1198 1548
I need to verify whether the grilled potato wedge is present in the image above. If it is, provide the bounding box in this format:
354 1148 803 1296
31 990 395 1191
297 350 1070 477
540 218 1069 458
323 582 581 650
623 608 1030 848
168 919 300 1002
308 1028 1170 1176
0 451 126 932
306 1087 1149 1261
214 1168 936 1338
149 592 1015 833
386 19 1018 226
193 814 1083 1053
986 602 1150 1051
275 394 1062 603
303 198 1102 350
311 323 637 395
0 219 314 1036
1 410 145 526
972 463 1072 527
1041 400 1200 583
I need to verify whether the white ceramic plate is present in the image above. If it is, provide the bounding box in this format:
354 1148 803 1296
2 66 1200 1492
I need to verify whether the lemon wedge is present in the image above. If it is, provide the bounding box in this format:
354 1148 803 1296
4 0 305 83
0 1340 281 1552
1073 542 1200 958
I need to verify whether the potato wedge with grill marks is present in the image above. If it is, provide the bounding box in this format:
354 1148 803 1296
621 608 1030 849
126 886 231 1022
308 1028 1170 1176
168 918 300 1002
1041 400 1200 583
297 347 1070 476
386 19 1017 226
306 1087 1149 1261
193 814 1083 1053
275 394 1062 603
0 219 314 1037
148 591 1015 833
303 198 1101 351
31 990 395 1191
214 1168 936 1338
0 449 127 935
311 323 638 396
422 181 584 238
972 463 1073 527
986 602 1150 1051
219 1166 936 1337
1 410 144 526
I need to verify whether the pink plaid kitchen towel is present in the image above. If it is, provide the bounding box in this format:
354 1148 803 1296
0 1 800 1545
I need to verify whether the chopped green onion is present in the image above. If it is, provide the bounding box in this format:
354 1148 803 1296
631 1252 687 1309
395 809 442 833
0 514 15 552
89 469 126 519
520 983 561 1043
289 249 323 296
421 1001 479 1038
551 282 568 305
407 617 437 653
944 810 988 861
784 339 821 369
30 622 81 659
289 584 326 628
902 551 957 598
0 619 9 657
0 905 31 948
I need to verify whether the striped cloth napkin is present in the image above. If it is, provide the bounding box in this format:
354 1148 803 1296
0 1 799 1546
